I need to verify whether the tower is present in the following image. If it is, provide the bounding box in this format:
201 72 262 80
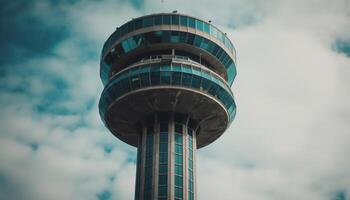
99 13 237 200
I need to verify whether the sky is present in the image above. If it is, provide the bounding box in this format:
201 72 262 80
0 0 350 199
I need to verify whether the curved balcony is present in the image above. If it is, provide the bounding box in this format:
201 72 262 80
102 13 236 58
101 30 236 86
100 63 236 123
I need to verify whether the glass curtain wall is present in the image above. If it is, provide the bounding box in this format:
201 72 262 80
135 116 197 200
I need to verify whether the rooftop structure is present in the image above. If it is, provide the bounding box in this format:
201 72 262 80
99 13 237 200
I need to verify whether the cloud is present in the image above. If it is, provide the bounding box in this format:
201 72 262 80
0 0 349 199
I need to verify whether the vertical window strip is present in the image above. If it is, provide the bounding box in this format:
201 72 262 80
144 127 153 200
135 139 142 200
158 123 168 199
188 128 194 200
174 123 183 199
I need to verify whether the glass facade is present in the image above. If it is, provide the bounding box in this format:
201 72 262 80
101 30 236 86
174 123 183 200
135 136 142 200
102 14 235 57
144 126 153 200
158 122 168 200
188 128 194 200
99 63 236 125
135 118 197 200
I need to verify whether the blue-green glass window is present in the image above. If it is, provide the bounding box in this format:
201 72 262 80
144 127 153 200
194 36 203 47
180 16 188 26
142 16 153 27
163 15 171 24
175 187 183 198
200 78 211 92
159 186 167 197
120 24 127 35
171 15 179 25
159 151 168 162
128 38 137 51
159 175 167 185
172 65 182 72
160 71 171 84
210 26 218 38
188 128 194 200
159 121 168 199
188 17 195 28
159 132 168 142
159 164 168 174
128 21 134 32
175 144 182 154
182 73 192 87
175 154 183 164
189 180 193 190
175 164 183 175
175 124 183 134
140 72 150 87
175 176 183 186
191 75 201 88
170 31 179 43
162 31 171 42
155 15 162 25
161 65 171 71
160 143 168 153
179 32 187 42
196 20 203 31
203 22 210 33
121 40 130 53
200 38 210 49
186 33 195 44
171 72 182 85
150 66 160 85
217 32 224 43
135 18 142 29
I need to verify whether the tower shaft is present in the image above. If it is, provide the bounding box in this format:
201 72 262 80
135 114 197 200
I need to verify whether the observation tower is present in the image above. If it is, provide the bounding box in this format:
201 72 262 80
99 13 237 200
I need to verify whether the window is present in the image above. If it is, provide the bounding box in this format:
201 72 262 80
171 15 179 25
175 124 183 133
163 15 171 24
188 17 195 28
160 143 168 153
175 187 183 198
171 72 182 85
160 71 171 84
159 123 168 199
170 31 179 43
142 16 153 27
144 127 153 200
188 128 194 200
174 128 183 199
159 186 168 197
203 23 210 33
134 18 142 29
195 20 203 31
155 15 162 25
180 16 188 26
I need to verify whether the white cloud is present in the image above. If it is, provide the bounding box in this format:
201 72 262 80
1 0 349 199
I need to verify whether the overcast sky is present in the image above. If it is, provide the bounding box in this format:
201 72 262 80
0 0 350 199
